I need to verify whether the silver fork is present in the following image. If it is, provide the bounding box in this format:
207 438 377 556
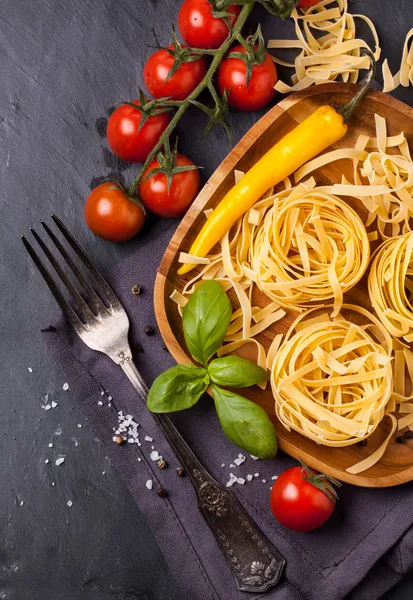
22 216 285 594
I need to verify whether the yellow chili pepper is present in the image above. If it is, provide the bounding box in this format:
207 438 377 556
178 106 345 275
178 49 375 277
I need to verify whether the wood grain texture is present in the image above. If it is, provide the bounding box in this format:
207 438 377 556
155 83 413 488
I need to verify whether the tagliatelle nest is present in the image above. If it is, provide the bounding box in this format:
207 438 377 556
271 308 393 455
368 231 413 341
249 184 370 316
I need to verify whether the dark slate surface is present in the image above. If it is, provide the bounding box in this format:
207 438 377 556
1 0 413 598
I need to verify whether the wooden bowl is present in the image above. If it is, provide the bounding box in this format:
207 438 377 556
154 83 413 487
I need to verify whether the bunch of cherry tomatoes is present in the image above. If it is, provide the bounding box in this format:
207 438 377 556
85 0 319 242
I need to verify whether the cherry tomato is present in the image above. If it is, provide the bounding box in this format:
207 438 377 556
270 465 338 532
217 45 278 111
178 0 241 50
144 46 207 101
138 154 201 218
106 101 170 163
85 183 145 242
297 0 320 7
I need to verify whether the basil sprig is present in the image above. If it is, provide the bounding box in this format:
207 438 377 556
147 281 277 460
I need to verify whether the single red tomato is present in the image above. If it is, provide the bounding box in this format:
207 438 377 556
297 0 320 7
178 0 241 49
106 101 170 163
85 183 145 242
217 45 278 111
144 46 207 101
270 465 339 532
138 154 201 218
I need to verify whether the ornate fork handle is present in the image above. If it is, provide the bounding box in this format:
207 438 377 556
120 357 285 594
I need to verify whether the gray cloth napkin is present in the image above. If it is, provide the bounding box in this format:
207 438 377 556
45 217 413 600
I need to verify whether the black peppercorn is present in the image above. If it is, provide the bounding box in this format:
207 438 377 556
358 439 368 447
134 342 144 354
131 285 142 296
404 430 413 440
396 435 406 444
156 487 167 498
144 325 155 336
177 467 185 477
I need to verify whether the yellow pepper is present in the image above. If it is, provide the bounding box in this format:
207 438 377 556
178 106 346 276
177 48 376 277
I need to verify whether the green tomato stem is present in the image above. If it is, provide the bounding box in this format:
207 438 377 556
127 2 254 197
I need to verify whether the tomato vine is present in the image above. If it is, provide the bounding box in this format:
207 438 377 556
126 0 298 197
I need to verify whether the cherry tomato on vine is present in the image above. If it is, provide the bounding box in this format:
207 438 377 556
217 45 278 111
106 101 171 163
178 0 241 50
270 464 340 532
297 0 320 7
85 183 146 242
138 153 201 218
144 46 207 101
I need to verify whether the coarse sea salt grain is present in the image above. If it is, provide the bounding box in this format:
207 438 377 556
44 459 50 464
28 367 33 373
97 401 103 406
67 500 73 507
271 476 278 481
55 457 65 466
150 450 162 461
230 464 235 468
144 436 153 442
77 424 82 428
102 471 106 475
250 455 259 460
48 443 53 448
262 479 267 484
137 457 141 462
237 477 245 485
108 396 112 401
51 401 58 408
246 474 253 482
221 463 225 468
234 455 245 466
20 501 24 506
254 473 259 478
146 480 153 490
62 383 69 391
51 482 55 486
44 404 51 411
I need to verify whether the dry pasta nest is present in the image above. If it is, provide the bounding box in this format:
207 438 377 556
271 309 393 448
249 187 370 315
368 231 413 341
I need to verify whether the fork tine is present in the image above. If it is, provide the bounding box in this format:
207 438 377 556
40 220 108 317
22 235 85 332
51 215 121 309
30 227 96 325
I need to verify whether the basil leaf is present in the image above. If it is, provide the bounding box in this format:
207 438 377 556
209 356 268 387
182 280 232 366
147 365 209 413
212 385 277 459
